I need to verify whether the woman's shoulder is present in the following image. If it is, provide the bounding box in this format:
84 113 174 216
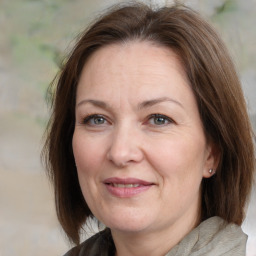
63 228 115 256
166 216 247 256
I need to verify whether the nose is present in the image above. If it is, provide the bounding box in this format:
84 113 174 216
107 124 144 167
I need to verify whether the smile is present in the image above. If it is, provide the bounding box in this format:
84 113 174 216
103 177 154 198
111 183 141 188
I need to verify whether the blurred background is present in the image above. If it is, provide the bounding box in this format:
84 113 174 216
0 0 255 255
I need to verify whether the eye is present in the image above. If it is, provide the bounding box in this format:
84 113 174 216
83 114 108 126
148 114 173 126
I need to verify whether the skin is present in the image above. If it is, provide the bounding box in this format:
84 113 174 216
72 41 218 256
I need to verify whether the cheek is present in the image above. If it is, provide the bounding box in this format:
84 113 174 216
72 133 104 179
148 135 207 182
72 133 104 207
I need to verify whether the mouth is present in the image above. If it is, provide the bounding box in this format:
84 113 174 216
109 183 141 188
103 177 154 198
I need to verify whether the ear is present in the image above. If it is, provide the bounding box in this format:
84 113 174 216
203 141 220 178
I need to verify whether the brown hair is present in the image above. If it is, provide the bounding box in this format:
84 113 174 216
42 3 255 245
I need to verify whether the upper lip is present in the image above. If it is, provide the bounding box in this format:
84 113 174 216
103 177 154 186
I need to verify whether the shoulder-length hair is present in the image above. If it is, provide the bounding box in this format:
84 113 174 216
42 3 255 245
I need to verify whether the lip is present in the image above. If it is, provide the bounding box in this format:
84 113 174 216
103 177 154 198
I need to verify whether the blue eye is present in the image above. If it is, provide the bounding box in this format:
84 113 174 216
83 115 107 126
148 114 173 126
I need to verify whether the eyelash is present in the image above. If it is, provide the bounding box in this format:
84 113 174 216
82 114 109 126
147 114 174 126
81 113 175 127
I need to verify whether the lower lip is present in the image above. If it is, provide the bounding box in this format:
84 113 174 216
104 184 152 198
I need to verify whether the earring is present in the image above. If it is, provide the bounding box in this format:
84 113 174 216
209 169 215 174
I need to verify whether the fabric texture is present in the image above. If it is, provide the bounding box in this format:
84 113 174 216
165 217 247 256
63 216 247 256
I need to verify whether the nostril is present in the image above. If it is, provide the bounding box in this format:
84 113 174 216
106 132 144 166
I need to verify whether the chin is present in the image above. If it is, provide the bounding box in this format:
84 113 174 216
101 208 154 233
108 222 149 234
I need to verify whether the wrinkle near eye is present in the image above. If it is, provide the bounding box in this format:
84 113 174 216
147 114 173 126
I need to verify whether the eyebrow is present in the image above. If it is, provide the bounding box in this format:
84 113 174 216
77 99 107 109
138 97 183 110
76 97 183 110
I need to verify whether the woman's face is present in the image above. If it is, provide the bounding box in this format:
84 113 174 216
73 42 216 237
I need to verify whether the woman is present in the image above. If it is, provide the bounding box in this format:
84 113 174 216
42 3 255 256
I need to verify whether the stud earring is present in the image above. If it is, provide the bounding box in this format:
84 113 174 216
209 169 215 174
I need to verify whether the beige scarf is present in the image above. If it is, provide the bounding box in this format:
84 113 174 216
166 217 247 256
64 216 247 256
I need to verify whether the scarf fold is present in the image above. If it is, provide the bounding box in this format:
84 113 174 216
64 216 247 256
165 217 247 256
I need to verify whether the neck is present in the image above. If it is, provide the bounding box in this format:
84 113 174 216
111 215 198 256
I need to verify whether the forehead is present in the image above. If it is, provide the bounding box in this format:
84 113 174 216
82 41 186 78
75 41 196 112
78 41 189 90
